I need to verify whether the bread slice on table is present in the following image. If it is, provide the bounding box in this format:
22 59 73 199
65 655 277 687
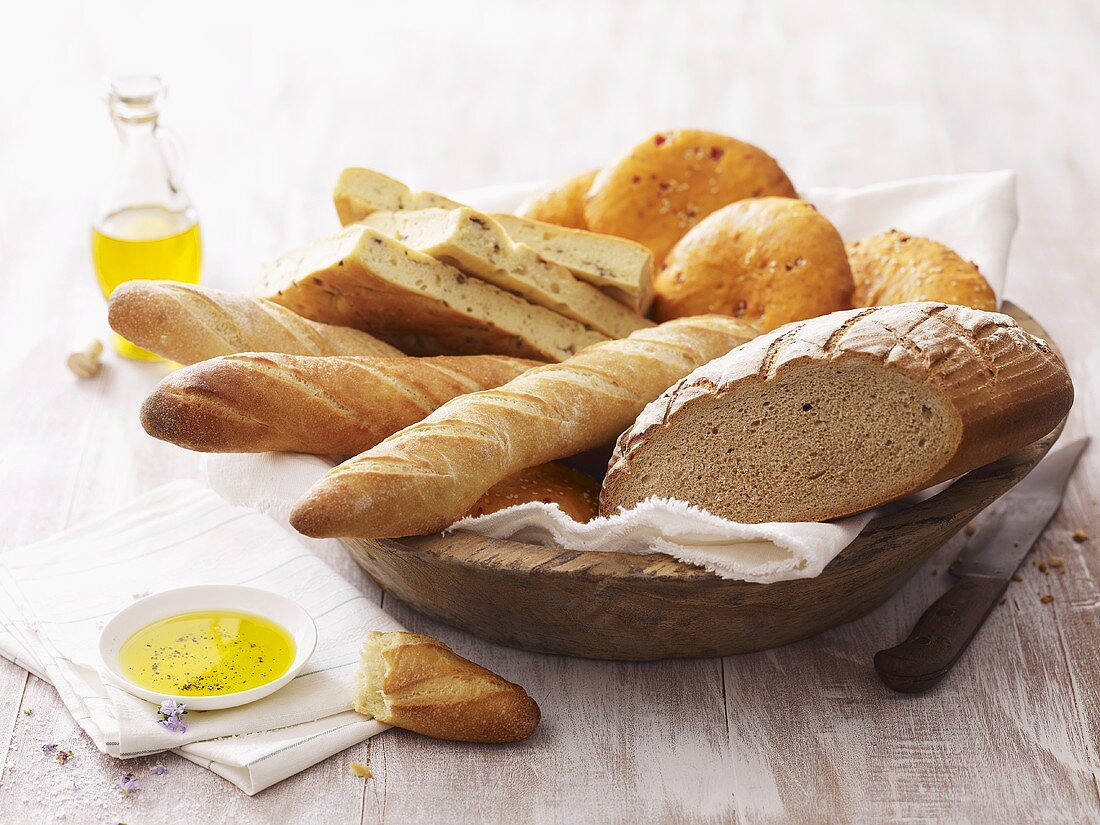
353 631 540 744
108 281 402 364
601 303 1073 524
333 167 654 312
362 207 651 338
257 225 606 361
141 354 539 455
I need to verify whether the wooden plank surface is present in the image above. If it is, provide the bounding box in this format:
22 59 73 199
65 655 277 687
0 0 1097 822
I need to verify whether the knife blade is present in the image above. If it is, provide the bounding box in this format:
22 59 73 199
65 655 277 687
874 436 1089 694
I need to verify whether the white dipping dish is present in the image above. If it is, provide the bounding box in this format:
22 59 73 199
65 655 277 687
98 584 317 711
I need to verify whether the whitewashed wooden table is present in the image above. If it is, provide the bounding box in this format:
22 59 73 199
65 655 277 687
1 1 1097 822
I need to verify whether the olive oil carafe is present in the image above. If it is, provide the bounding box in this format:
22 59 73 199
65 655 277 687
92 75 201 359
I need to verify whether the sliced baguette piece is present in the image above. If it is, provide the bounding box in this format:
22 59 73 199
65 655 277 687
108 281 402 365
600 303 1073 524
140 354 539 454
289 315 759 539
333 167 654 312
353 631 540 744
257 225 606 361
362 207 652 338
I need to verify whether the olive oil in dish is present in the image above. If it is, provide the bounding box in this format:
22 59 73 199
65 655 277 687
118 610 295 696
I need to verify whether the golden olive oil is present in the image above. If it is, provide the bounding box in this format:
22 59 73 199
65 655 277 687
119 610 295 696
91 205 202 360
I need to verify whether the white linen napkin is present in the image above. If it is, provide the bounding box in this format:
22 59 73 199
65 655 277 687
0 481 401 795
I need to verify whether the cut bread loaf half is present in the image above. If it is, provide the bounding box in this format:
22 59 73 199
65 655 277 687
353 631 540 743
362 207 652 338
333 167 654 312
601 303 1073 524
257 225 606 361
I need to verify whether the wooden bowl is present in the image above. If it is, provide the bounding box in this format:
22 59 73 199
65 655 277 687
343 302 1066 660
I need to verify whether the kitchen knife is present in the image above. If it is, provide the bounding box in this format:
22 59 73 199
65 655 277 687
874 436 1089 694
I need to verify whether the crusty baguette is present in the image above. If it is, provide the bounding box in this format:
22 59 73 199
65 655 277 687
257 225 606 361
290 315 759 539
140 354 539 455
107 281 402 365
362 207 652 338
601 303 1073 523
333 167 654 312
353 631 540 744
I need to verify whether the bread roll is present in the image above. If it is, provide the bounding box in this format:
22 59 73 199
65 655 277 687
584 130 797 263
290 315 759 539
140 354 538 454
516 169 598 229
258 225 606 361
847 230 997 311
601 303 1072 524
107 281 401 365
353 631 540 744
465 463 600 522
652 197 854 331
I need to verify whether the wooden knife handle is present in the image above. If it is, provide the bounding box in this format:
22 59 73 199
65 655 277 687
874 577 1008 693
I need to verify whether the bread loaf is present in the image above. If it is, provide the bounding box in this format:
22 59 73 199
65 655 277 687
516 169 597 229
290 315 759 539
353 631 540 743
258 225 606 361
362 207 652 338
601 303 1073 524
107 281 401 365
333 167 654 312
140 354 538 454
465 462 600 522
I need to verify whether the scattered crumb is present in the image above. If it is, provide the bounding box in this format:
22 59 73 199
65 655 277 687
964 523 976 536
1040 595 1055 604
998 598 1007 605
1048 556 1065 568
22 708 32 716
1072 529 1088 543
1030 545 1041 554
1038 562 1048 573
931 569 939 576
1011 574 1023 582
350 761 372 779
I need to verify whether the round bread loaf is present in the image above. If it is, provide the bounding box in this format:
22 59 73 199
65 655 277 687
465 462 600 522
651 197 854 332
517 169 598 229
584 129 796 263
847 230 996 311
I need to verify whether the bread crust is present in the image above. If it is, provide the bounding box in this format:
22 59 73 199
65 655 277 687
652 197 854 331
289 315 759 539
354 631 540 744
847 230 997 311
584 130 797 263
465 462 600 522
107 281 402 365
516 169 598 229
140 354 538 455
601 303 1073 522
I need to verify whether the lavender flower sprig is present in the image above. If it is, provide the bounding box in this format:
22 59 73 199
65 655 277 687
157 700 188 734
118 772 141 796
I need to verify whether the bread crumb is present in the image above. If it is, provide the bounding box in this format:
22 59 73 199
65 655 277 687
1040 595 1054 604
1011 574 1023 582
1038 562 1048 573
1072 529 1088 543
964 523 976 536
350 761 372 779
1048 556 1065 568
998 598 1007 605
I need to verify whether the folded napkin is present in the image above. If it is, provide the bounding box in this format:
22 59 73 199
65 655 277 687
0 481 402 795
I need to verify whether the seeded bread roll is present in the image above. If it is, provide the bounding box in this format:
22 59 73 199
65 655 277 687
516 169 598 229
140 354 538 455
847 230 997 311
584 130 797 263
107 281 402 365
353 631 540 744
600 303 1073 524
465 463 600 522
258 225 606 361
652 197 854 331
290 315 759 539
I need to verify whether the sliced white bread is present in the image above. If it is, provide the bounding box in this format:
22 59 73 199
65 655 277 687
362 207 652 338
600 303 1073 523
258 225 606 361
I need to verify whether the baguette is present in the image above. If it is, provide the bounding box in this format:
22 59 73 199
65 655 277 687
362 207 652 338
290 315 759 539
107 281 402 365
257 225 606 361
601 303 1073 523
140 354 539 455
353 631 540 743
333 167 653 312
